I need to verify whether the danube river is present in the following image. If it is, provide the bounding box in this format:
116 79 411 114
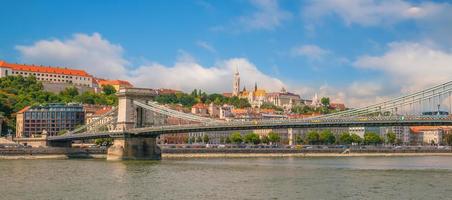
2 156 452 199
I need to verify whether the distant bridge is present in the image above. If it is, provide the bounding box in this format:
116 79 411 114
43 81 452 160
48 116 452 141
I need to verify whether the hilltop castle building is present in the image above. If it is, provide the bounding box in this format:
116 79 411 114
231 67 301 109
0 60 93 87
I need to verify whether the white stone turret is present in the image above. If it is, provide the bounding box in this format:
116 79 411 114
311 93 322 108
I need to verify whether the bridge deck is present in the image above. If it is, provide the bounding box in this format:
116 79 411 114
48 117 452 141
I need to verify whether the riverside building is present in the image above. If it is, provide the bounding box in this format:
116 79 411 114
16 103 85 138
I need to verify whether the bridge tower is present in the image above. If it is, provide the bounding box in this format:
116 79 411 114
108 88 162 160
116 88 162 130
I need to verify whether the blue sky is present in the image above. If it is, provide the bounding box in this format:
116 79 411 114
1 0 452 106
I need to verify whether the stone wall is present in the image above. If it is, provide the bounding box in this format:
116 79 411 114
0 147 106 156
162 148 452 154
43 83 93 93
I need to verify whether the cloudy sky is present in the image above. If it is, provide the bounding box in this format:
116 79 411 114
1 0 452 107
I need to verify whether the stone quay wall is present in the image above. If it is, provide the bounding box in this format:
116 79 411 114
162 148 452 154
0 147 106 156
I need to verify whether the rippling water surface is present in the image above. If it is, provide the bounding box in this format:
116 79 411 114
2 156 452 199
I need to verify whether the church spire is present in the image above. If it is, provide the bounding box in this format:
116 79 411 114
232 65 240 96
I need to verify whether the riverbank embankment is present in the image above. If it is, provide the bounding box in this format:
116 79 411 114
161 148 452 158
3 147 452 160
0 147 106 160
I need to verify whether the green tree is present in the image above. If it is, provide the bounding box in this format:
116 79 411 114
244 132 261 144
364 132 383 145
225 137 232 144
191 89 198 97
295 135 304 144
94 138 113 146
306 131 320 145
291 105 315 114
60 86 79 97
102 85 117 95
196 136 203 143
260 102 283 111
268 132 281 144
350 133 363 144
230 132 243 144
339 132 352 144
386 132 396 144
444 134 452 146
203 134 210 143
261 135 269 144
319 130 336 144
320 97 330 107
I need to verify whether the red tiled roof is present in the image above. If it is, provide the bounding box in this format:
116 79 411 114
93 107 113 116
330 103 346 110
287 113 321 119
410 126 452 133
17 106 30 114
0 60 91 77
192 103 208 109
98 79 133 87
158 88 182 95
232 108 249 114
222 93 232 97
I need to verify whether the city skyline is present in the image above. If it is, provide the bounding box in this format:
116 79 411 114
1 0 452 107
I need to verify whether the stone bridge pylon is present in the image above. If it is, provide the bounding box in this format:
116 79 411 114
108 88 162 160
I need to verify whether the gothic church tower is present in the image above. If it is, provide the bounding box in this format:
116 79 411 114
232 66 240 96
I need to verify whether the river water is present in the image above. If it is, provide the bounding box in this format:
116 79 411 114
2 156 452 200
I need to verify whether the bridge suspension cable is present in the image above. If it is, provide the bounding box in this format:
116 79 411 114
64 107 118 135
133 100 220 123
312 81 452 119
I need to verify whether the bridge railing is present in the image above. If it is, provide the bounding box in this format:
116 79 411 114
129 115 452 133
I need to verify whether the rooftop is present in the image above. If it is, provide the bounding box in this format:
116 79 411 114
0 60 91 77
98 79 133 87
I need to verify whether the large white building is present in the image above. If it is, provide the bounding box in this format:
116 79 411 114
380 126 410 144
266 88 301 110
231 67 301 109
0 60 93 87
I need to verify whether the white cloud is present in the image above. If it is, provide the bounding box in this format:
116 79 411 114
304 0 444 26
295 41 452 108
238 0 292 30
15 33 286 94
131 57 286 93
291 44 330 60
292 81 391 108
17 32 420 108
354 42 452 93
15 33 129 79
196 41 216 53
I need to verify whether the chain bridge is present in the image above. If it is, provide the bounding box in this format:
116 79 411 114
46 81 452 160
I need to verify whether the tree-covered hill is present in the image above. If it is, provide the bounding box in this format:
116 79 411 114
0 76 117 135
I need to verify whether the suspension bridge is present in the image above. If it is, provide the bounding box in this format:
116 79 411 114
43 81 452 160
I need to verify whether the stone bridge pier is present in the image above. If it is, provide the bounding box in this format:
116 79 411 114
107 134 161 160
108 88 162 160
